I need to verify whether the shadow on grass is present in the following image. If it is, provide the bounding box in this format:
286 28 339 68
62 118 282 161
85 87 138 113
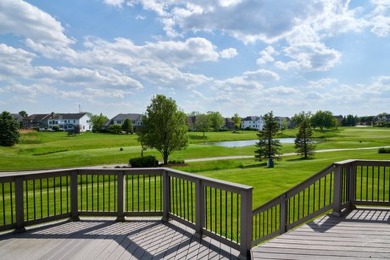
286 157 316 162
239 162 267 168
187 134 208 141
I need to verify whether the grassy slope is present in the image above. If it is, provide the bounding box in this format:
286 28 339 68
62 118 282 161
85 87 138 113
0 127 389 172
0 127 389 210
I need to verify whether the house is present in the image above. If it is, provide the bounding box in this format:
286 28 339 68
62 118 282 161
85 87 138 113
108 113 143 131
23 114 53 130
11 114 24 127
241 116 263 130
373 113 390 126
24 113 91 132
47 113 91 132
275 116 291 129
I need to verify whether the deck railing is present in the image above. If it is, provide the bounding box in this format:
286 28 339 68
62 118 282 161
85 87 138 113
251 159 390 245
0 160 389 258
0 168 252 258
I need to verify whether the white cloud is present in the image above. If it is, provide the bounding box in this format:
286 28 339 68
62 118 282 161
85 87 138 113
369 0 390 36
308 78 338 89
0 0 74 49
243 69 280 81
103 0 126 7
257 46 277 64
219 48 238 59
279 43 342 71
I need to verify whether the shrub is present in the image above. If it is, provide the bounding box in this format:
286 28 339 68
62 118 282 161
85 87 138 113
168 160 185 165
129 156 159 167
378 147 390 153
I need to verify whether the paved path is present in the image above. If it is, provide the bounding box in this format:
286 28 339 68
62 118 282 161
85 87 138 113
185 146 390 163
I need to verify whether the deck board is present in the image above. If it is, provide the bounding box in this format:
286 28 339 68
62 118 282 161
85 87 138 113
0 218 240 260
251 208 390 259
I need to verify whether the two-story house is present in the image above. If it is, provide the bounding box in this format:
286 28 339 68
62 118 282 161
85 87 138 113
241 116 263 130
47 113 91 132
108 113 143 131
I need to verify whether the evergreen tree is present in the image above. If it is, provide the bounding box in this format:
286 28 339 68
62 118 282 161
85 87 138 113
0 111 20 146
294 118 316 159
254 111 282 167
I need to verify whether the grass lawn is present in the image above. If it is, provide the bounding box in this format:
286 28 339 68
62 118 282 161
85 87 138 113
0 127 389 171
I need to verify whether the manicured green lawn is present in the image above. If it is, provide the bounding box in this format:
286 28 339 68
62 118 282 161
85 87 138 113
0 127 389 171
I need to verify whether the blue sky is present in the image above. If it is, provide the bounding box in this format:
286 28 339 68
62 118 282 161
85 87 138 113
0 0 389 118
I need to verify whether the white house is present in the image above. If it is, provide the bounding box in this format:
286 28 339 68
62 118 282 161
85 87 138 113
241 116 263 130
47 113 91 132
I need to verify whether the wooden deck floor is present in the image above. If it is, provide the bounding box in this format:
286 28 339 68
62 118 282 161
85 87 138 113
1 209 389 260
251 208 390 259
0 218 240 260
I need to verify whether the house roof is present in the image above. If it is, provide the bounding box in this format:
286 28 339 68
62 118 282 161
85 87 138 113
242 116 261 121
111 113 143 121
51 113 88 120
25 114 52 121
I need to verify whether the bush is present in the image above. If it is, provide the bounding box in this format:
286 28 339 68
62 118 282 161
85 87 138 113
378 147 390 153
168 160 185 165
129 156 159 167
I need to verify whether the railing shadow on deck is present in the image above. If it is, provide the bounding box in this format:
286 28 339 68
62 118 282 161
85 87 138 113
0 218 239 259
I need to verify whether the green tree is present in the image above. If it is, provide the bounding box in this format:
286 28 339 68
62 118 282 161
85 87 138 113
311 110 335 131
194 113 211 138
291 111 312 128
294 118 316 159
207 111 224 131
232 113 241 131
19 111 28 118
122 118 133 134
0 111 20 146
109 124 122 134
88 113 109 133
138 95 188 165
254 111 282 167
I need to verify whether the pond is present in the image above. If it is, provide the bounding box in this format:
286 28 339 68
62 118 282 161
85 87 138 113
204 138 296 147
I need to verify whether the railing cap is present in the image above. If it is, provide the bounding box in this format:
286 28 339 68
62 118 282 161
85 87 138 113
161 167 254 191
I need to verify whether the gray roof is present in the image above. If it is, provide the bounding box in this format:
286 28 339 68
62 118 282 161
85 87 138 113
111 113 143 121
51 113 88 120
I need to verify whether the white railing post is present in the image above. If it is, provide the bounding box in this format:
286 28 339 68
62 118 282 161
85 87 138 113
240 187 253 259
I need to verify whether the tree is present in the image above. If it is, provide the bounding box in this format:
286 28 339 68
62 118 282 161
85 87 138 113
138 95 188 165
109 124 122 134
294 118 316 159
311 110 335 131
122 118 133 134
0 111 20 146
254 111 282 167
88 113 109 133
342 114 358 126
232 113 241 131
207 111 224 131
19 111 28 118
291 111 312 128
193 113 211 138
